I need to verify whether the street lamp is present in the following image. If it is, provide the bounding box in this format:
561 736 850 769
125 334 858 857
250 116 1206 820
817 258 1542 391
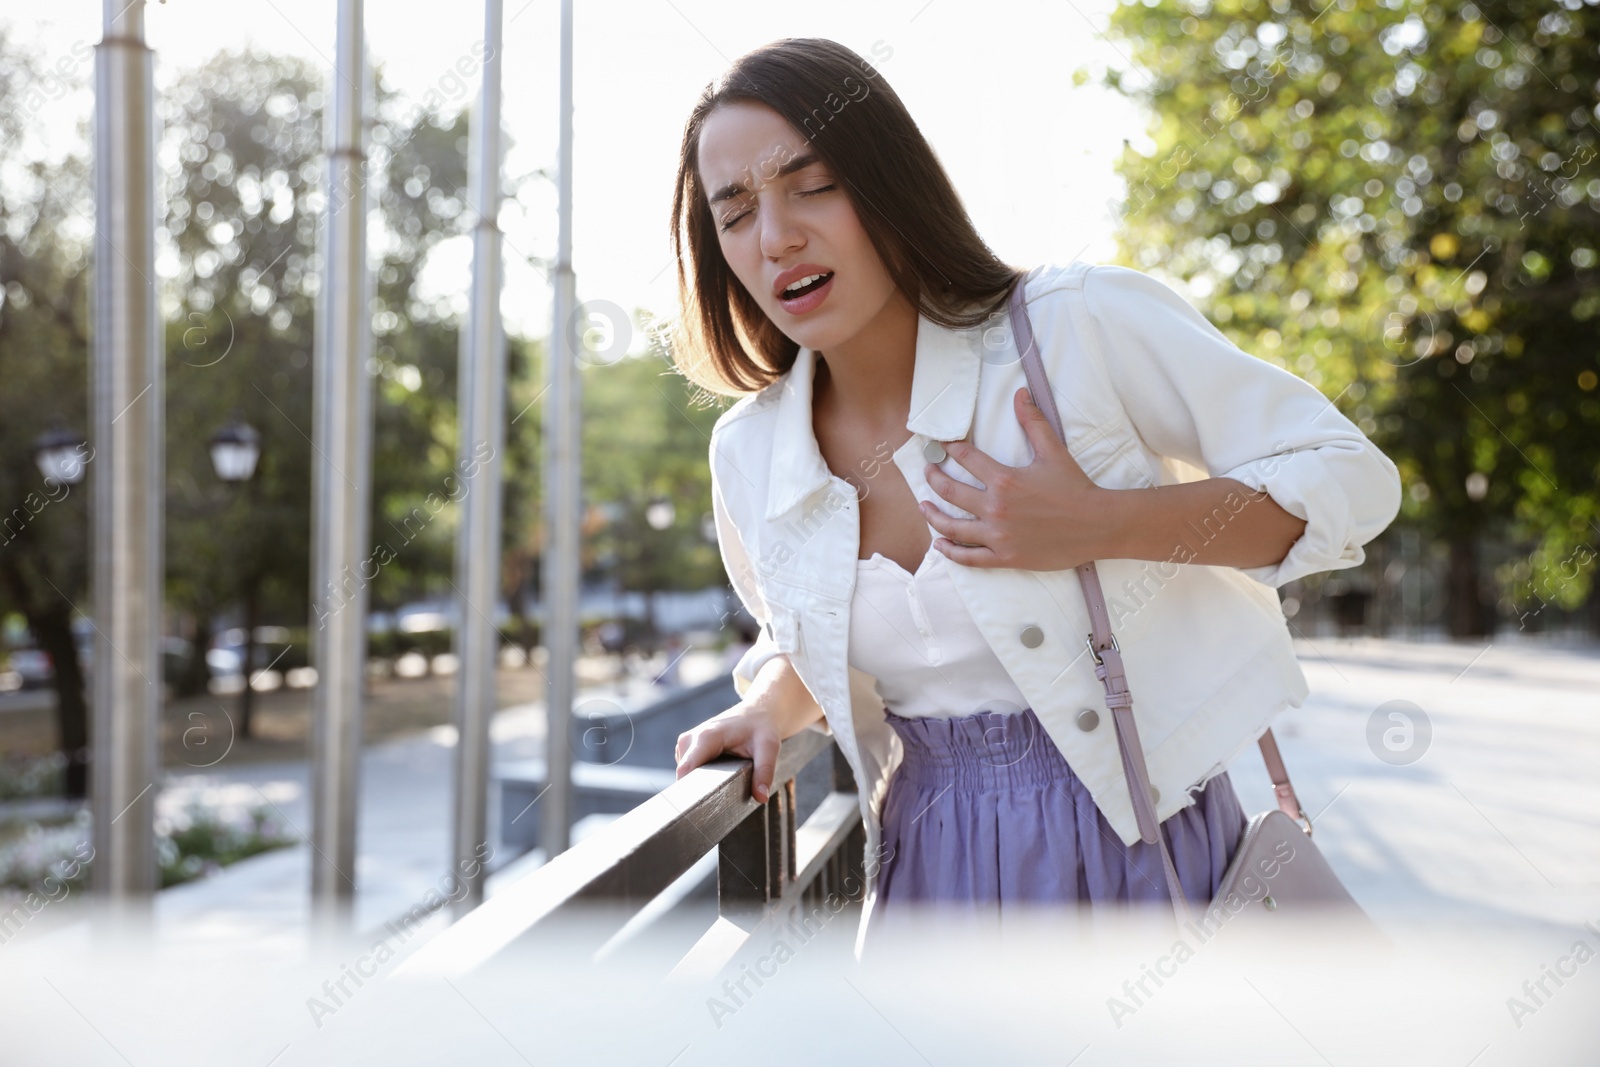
34 416 88 485
209 412 261 483
210 412 262 739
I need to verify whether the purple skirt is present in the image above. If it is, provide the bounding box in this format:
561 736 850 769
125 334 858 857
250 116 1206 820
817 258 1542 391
871 705 1247 922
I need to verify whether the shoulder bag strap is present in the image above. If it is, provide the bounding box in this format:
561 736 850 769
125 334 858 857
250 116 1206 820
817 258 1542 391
1005 268 1310 923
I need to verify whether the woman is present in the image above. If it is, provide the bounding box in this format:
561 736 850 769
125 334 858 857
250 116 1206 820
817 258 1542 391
668 38 1402 957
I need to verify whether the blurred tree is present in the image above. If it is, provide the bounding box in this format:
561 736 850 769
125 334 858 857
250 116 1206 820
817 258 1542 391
159 54 493 724
584 328 725 645
360 110 467 619
1102 0 1599 636
160 53 325 736
0 28 93 795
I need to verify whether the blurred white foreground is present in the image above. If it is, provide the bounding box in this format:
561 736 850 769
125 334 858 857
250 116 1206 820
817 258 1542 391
1 904 1594 1064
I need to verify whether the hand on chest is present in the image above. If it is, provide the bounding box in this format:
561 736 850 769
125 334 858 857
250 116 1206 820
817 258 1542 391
819 374 1100 575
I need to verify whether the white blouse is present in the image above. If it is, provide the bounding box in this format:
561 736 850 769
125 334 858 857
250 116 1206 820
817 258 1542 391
847 543 1030 719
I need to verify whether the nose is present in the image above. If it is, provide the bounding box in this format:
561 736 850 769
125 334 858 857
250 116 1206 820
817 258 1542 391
758 196 805 261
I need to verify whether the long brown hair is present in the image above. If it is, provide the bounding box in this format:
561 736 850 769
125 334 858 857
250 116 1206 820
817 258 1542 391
668 37 1021 398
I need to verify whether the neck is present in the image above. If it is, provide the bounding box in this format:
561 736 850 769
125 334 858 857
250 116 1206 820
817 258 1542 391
813 289 919 426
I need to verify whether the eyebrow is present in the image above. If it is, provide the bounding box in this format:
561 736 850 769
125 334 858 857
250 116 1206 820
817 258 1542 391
707 152 823 206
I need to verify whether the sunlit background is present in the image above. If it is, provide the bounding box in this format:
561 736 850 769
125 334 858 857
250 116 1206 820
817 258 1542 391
9 0 1138 340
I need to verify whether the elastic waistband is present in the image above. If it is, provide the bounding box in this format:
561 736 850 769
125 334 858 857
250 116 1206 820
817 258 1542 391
884 706 1069 790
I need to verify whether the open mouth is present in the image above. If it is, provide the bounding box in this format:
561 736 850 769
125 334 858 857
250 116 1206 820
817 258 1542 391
780 272 834 301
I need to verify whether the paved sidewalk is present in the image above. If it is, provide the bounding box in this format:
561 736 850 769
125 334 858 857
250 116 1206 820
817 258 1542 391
1225 631 1600 938
16 652 734 958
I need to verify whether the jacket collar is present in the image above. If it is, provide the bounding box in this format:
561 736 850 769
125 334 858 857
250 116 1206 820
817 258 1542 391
764 311 984 522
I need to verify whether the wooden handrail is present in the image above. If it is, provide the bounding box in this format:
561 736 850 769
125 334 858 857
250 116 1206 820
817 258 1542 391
397 723 864 978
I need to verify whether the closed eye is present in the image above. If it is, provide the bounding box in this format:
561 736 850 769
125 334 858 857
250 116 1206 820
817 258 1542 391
718 184 837 233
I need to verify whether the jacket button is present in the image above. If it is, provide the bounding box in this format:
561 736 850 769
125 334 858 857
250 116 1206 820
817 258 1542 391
1148 785 1161 805
1019 625 1044 648
1075 708 1099 732
922 439 947 464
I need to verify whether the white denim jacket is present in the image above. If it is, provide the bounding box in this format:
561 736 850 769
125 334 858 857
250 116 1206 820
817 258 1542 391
707 260 1402 953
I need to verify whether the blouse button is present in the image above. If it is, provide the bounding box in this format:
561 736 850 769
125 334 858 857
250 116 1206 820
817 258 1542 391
922 439 947 464
1019 625 1044 648
1149 786 1161 805
1075 708 1099 732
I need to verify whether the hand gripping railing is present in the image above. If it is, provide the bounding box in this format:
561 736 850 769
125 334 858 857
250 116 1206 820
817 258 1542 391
397 724 866 980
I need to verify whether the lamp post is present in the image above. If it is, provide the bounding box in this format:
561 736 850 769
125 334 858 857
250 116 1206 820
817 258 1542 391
209 413 261 737
31 418 91 802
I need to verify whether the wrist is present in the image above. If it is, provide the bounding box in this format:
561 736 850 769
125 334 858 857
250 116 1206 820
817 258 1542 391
744 655 823 738
1098 485 1148 560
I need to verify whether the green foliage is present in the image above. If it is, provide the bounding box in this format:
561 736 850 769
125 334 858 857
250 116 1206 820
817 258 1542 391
161 52 327 640
159 53 482 629
1103 0 1600 612
157 803 293 889
0 26 93 626
582 336 727 598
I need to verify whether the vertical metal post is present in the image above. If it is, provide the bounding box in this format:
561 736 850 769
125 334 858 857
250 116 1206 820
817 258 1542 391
90 0 162 922
450 0 506 917
541 0 577 858
309 0 372 930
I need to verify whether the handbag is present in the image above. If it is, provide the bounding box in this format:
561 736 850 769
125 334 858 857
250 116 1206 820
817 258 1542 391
1005 270 1383 941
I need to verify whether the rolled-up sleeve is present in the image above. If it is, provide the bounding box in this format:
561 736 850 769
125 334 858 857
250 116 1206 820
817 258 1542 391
710 429 785 699
1081 264 1403 588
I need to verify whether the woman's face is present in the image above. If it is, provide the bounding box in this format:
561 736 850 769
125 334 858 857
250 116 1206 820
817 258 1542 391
697 100 900 354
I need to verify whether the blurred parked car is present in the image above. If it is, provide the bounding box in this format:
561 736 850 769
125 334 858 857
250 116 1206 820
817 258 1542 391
2 635 192 689
6 649 54 689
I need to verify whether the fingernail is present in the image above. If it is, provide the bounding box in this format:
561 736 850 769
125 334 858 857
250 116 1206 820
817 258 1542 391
754 785 768 802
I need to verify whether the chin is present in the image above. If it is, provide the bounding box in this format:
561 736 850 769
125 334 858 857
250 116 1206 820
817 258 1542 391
781 321 829 348
780 311 865 353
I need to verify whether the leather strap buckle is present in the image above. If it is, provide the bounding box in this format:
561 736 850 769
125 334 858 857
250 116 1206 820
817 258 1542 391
1086 631 1119 666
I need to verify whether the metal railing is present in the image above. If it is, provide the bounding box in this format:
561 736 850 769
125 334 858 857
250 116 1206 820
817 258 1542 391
397 724 866 979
